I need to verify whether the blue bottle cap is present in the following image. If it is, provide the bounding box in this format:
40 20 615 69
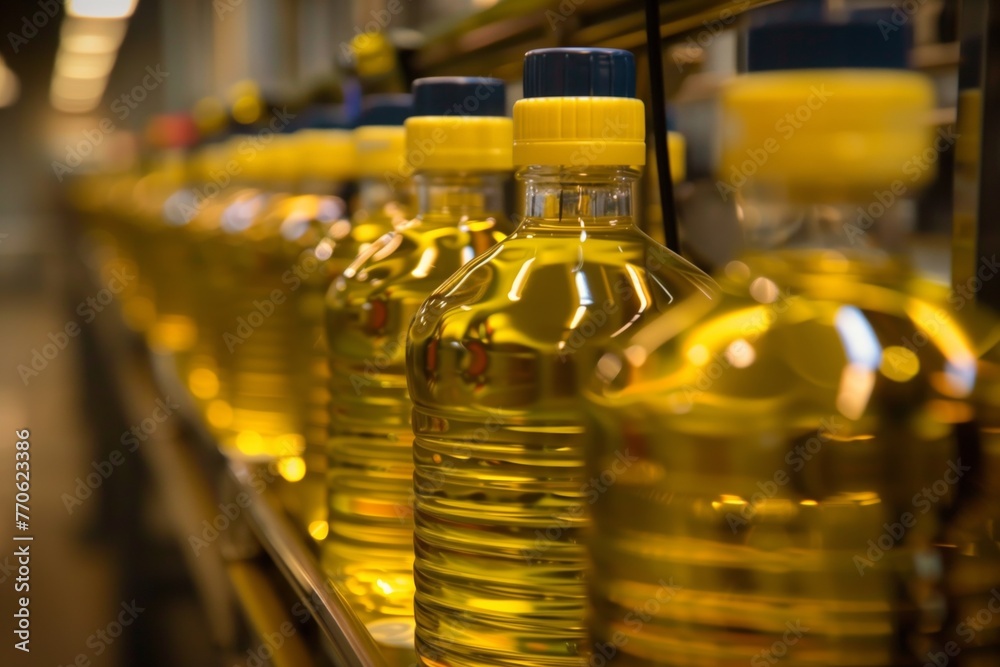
747 21 910 72
289 104 353 132
746 0 824 27
356 94 413 126
522 48 636 98
412 77 506 116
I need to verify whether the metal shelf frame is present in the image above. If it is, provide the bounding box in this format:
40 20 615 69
91 293 389 667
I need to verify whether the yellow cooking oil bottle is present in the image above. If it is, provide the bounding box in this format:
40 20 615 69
119 135 183 335
187 128 298 431
141 115 203 358
642 130 686 246
286 94 412 542
271 95 416 541
583 18 1000 667
405 49 717 667
178 137 252 434
212 130 302 469
102 149 163 335
322 79 511 656
209 130 305 469
234 123 355 532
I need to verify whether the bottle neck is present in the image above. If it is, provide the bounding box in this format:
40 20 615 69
517 165 637 230
358 176 407 215
415 171 507 222
736 182 915 255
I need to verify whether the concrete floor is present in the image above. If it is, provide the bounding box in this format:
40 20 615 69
0 277 122 667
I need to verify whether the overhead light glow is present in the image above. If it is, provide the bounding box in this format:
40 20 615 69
66 0 139 19
64 33 118 53
61 17 127 53
51 93 102 114
0 67 19 108
55 50 117 79
51 73 107 113
51 73 108 99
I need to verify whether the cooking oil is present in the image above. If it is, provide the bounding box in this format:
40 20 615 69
176 103 245 427
126 116 201 342
209 122 363 494
584 20 1000 667
212 129 353 482
265 96 415 547
117 156 167 334
323 79 511 657
405 50 717 667
164 143 223 396
144 150 200 356
180 139 249 436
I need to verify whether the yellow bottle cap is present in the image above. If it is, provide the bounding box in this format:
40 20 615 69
296 129 356 182
406 116 512 172
647 131 686 184
193 96 227 137
350 32 396 80
513 49 645 167
719 70 936 195
227 135 267 183
354 125 407 178
264 134 301 184
513 97 645 167
405 77 512 172
228 79 264 125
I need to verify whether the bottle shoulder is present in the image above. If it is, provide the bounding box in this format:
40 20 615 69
408 228 718 348
328 216 504 304
404 229 719 414
589 250 998 430
325 215 505 361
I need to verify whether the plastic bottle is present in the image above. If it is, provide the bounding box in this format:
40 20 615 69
274 95 412 541
142 115 202 357
584 20 1000 667
643 130 686 246
323 79 511 657
406 49 717 667
230 124 356 537
179 137 249 435
208 131 302 469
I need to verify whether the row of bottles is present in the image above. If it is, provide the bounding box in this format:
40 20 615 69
70 13 1000 667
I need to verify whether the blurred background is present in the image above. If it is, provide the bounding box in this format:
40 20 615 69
0 0 977 665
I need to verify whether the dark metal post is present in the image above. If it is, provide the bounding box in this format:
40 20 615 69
953 0 1000 309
